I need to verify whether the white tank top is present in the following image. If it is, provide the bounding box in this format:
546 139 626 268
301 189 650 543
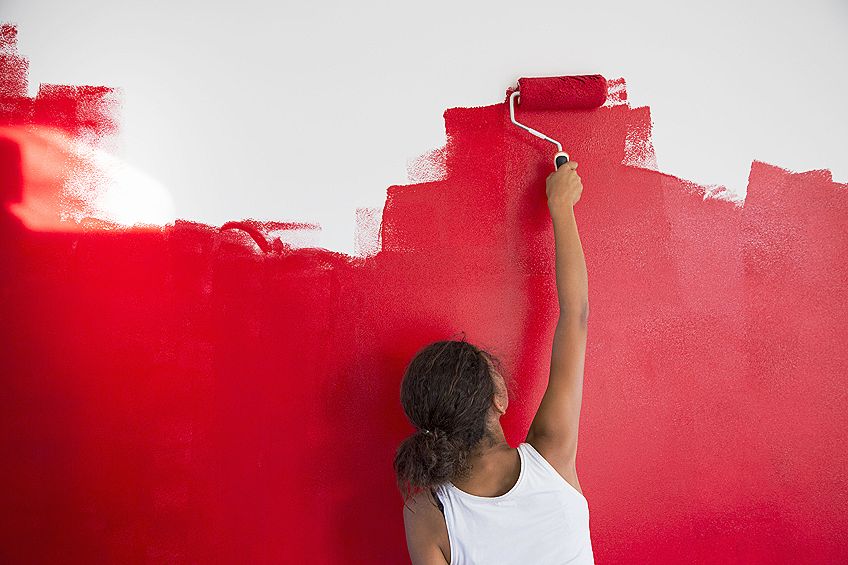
434 442 595 564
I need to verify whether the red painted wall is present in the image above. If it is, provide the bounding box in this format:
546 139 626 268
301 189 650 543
2 24 847 563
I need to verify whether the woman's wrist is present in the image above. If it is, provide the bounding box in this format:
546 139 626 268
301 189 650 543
548 201 575 221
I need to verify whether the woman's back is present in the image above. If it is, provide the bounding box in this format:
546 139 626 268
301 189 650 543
434 442 594 565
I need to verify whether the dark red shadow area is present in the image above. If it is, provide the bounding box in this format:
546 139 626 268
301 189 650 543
2 23 847 564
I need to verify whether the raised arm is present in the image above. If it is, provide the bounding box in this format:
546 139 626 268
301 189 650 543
525 161 589 475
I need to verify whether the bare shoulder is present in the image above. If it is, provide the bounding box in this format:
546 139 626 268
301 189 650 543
525 434 584 496
402 489 450 565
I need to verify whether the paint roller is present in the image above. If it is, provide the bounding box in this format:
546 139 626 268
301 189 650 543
509 75 608 170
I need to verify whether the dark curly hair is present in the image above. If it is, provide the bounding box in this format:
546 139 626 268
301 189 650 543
393 337 512 505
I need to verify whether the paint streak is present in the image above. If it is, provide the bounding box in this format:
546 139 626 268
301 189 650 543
2 23 847 564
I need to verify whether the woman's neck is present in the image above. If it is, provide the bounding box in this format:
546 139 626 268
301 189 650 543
465 424 512 470
453 429 519 496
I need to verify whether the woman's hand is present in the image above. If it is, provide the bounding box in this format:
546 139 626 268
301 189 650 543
545 161 582 215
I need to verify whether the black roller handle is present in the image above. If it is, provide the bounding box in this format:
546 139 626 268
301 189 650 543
554 151 570 170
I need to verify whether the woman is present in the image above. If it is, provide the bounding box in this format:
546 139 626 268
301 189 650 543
394 161 593 564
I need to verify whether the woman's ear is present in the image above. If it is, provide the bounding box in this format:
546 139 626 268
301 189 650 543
487 356 508 415
499 374 509 414
493 385 508 416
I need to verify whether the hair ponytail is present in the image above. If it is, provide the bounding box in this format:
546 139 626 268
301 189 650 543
394 427 469 503
393 339 501 504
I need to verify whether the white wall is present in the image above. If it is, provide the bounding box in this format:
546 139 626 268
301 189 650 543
4 0 846 254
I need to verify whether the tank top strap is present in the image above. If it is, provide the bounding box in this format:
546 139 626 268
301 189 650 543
430 487 445 514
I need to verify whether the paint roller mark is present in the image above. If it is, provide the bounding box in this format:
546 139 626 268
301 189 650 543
603 76 628 106
354 207 382 258
623 105 658 170
407 144 449 183
2 22 847 565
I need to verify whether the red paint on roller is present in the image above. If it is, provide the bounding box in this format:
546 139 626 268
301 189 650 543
516 74 608 110
2 24 847 564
